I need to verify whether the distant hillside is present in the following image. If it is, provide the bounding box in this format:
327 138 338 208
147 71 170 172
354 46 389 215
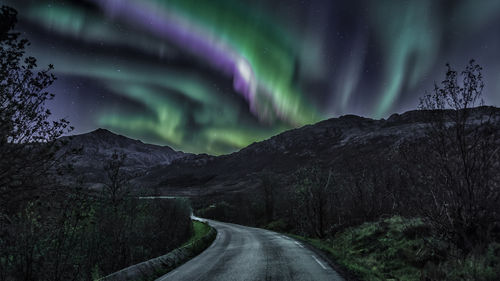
59 128 188 187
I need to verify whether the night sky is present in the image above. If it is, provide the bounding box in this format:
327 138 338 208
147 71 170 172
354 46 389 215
4 0 500 154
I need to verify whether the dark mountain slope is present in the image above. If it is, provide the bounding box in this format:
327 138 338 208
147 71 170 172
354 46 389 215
60 107 500 193
59 128 188 186
138 107 500 195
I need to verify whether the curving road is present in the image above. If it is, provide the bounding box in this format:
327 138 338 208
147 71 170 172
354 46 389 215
156 219 345 281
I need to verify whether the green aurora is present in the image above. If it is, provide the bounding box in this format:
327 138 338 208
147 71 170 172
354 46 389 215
5 0 500 154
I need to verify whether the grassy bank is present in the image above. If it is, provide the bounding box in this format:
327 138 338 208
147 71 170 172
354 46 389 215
183 221 212 246
284 216 500 281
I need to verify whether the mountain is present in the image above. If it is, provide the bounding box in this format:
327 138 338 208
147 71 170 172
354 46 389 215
135 106 500 196
59 128 188 187
61 107 500 193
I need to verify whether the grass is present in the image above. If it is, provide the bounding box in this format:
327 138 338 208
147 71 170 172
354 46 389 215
182 220 211 247
322 216 430 281
140 220 215 281
286 216 500 281
288 217 431 280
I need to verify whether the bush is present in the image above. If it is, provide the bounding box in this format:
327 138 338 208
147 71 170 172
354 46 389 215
265 219 288 232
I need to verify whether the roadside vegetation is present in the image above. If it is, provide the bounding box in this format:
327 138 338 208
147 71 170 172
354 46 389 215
196 60 500 281
1 189 192 280
0 6 193 280
289 216 500 281
102 220 216 281
183 221 212 247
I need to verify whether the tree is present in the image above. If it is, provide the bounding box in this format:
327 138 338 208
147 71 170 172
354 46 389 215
103 151 131 208
0 9 193 279
293 166 332 238
0 6 72 214
412 60 500 254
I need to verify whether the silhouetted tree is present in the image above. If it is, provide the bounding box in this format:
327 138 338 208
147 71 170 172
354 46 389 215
103 151 131 207
411 60 500 254
0 6 72 214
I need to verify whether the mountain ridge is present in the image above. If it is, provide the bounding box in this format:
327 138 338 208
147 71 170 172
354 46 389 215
59 128 189 187
62 106 500 193
135 106 500 195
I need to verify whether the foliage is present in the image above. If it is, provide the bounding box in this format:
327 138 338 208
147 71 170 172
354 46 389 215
196 201 236 222
0 5 73 213
0 190 192 281
291 166 332 237
293 216 500 281
265 219 288 232
407 60 500 253
0 5 202 281
182 221 210 247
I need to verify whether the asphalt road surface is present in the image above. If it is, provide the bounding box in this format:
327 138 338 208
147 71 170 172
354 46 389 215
156 219 345 281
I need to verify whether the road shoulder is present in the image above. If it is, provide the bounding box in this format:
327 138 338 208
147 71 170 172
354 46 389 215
284 234 362 281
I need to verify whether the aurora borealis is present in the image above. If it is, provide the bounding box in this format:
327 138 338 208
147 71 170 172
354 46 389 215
4 0 500 154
